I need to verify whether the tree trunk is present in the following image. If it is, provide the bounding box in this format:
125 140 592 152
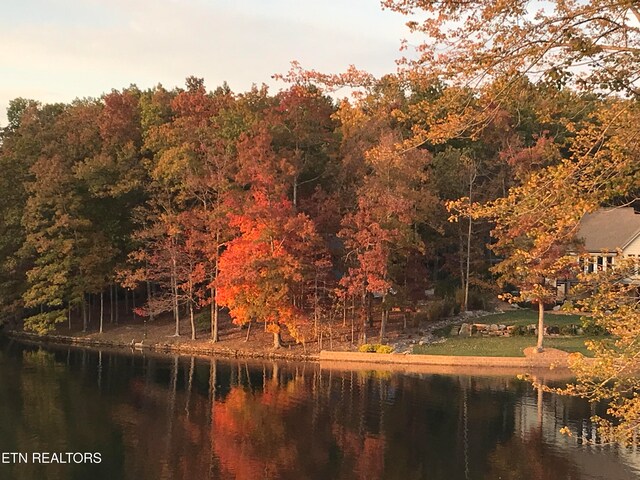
211 285 219 342
171 254 180 336
68 305 72 331
189 300 196 341
110 283 114 324
380 306 387 344
537 300 545 352
82 296 87 333
99 291 104 334
273 330 282 349
115 284 119 325
367 293 373 328
464 216 472 312
146 278 154 322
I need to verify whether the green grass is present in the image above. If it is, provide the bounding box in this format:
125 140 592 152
413 336 594 357
475 310 583 326
419 309 596 357
431 309 584 337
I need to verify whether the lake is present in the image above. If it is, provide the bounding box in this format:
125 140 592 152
0 337 638 480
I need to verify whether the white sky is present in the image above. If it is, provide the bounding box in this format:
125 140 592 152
0 0 410 126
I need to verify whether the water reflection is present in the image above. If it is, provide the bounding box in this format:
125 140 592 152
0 339 638 480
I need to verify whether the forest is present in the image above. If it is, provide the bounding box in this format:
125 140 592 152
2 0 640 443
0 72 600 344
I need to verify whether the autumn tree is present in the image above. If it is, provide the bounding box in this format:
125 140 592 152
20 100 116 333
339 132 433 343
217 130 328 348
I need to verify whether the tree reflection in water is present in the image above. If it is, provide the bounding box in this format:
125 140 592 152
0 341 639 480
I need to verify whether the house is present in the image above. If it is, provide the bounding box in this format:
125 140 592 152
556 207 640 299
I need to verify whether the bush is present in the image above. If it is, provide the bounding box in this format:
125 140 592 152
559 324 578 335
194 310 210 329
422 299 455 322
455 287 490 311
582 322 607 336
510 325 529 336
376 345 394 354
358 344 395 354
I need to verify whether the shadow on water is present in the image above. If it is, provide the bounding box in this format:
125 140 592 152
0 338 639 480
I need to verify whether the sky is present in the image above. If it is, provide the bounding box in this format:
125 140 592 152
0 0 411 126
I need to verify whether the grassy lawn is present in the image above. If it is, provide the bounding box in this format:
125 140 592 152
474 309 583 326
413 336 594 357
415 309 597 357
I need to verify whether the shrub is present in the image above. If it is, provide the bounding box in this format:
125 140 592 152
376 345 394 354
455 287 490 311
582 322 607 336
559 324 578 335
510 325 529 336
358 344 394 354
358 344 377 353
423 299 455 322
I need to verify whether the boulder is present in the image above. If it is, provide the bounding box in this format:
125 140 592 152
459 323 472 336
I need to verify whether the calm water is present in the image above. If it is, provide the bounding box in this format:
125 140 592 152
0 338 639 480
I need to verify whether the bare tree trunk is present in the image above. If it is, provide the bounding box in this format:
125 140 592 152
380 297 387 344
314 272 319 338
146 278 154 323
245 321 252 342
211 236 220 342
110 283 114 324
189 299 196 340
464 216 472 312
131 289 136 321
68 304 72 331
273 330 282 349
171 254 180 336
115 284 119 325
537 300 545 352
99 291 104 334
82 296 87 333
211 285 219 342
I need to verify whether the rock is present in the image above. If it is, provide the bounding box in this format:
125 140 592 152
489 324 499 332
463 310 475 317
577 327 584 335
459 323 472 336
553 305 561 311
498 324 506 331
450 326 460 336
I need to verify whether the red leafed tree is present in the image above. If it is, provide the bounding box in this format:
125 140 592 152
339 133 433 343
217 189 324 348
217 128 328 348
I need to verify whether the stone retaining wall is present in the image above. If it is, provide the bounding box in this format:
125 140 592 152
319 350 582 369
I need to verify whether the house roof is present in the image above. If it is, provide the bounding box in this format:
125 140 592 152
578 207 640 252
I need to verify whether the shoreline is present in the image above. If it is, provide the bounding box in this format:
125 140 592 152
4 330 320 363
4 330 586 376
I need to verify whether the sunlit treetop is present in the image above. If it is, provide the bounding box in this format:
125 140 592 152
382 0 640 97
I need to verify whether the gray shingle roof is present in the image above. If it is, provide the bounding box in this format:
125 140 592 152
578 207 640 252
